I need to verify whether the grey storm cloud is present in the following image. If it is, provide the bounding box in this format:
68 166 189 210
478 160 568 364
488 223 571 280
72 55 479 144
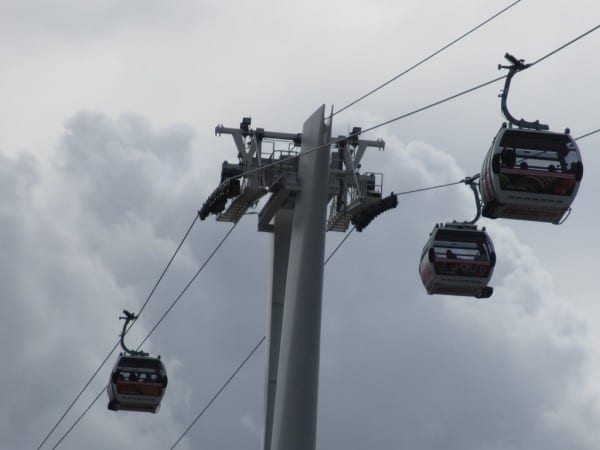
57 111 193 225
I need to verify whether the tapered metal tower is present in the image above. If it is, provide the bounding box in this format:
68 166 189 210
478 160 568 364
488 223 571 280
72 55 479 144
199 105 394 450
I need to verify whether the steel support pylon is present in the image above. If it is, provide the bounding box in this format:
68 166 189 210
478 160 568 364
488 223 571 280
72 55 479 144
269 105 330 450
204 106 390 450
263 209 293 450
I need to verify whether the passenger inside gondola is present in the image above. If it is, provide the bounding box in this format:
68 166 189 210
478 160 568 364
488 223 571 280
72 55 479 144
496 144 578 196
115 370 164 396
432 244 491 278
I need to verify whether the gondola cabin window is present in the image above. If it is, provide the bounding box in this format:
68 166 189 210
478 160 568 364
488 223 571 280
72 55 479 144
496 130 581 196
432 244 492 278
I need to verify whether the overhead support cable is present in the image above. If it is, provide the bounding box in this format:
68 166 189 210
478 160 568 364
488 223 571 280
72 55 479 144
324 227 356 265
530 24 600 67
221 74 507 185
361 75 509 134
136 221 239 350
219 74 507 186
51 389 105 450
36 214 199 450
333 0 522 116
227 24 600 186
575 128 600 141
48 220 239 449
37 341 120 450
394 179 466 196
170 337 267 449
365 21 600 134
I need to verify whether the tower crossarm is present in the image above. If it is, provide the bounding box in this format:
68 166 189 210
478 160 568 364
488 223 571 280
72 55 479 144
203 119 302 226
326 131 386 232
204 118 390 233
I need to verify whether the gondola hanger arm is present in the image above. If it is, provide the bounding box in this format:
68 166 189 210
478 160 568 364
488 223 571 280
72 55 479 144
498 53 549 131
119 310 149 357
464 174 482 224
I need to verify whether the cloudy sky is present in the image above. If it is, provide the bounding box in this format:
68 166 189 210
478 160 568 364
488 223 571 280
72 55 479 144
2 0 600 449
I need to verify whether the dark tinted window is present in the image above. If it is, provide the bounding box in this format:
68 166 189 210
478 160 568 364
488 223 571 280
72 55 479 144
435 229 487 245
118 357 162 371
500 130 572 152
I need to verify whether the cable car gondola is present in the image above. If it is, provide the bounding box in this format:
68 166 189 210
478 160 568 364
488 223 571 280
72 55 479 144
480 126 583 224
480 54 583 224
419 222 496 299
107 355 167 413
107 311 168 413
